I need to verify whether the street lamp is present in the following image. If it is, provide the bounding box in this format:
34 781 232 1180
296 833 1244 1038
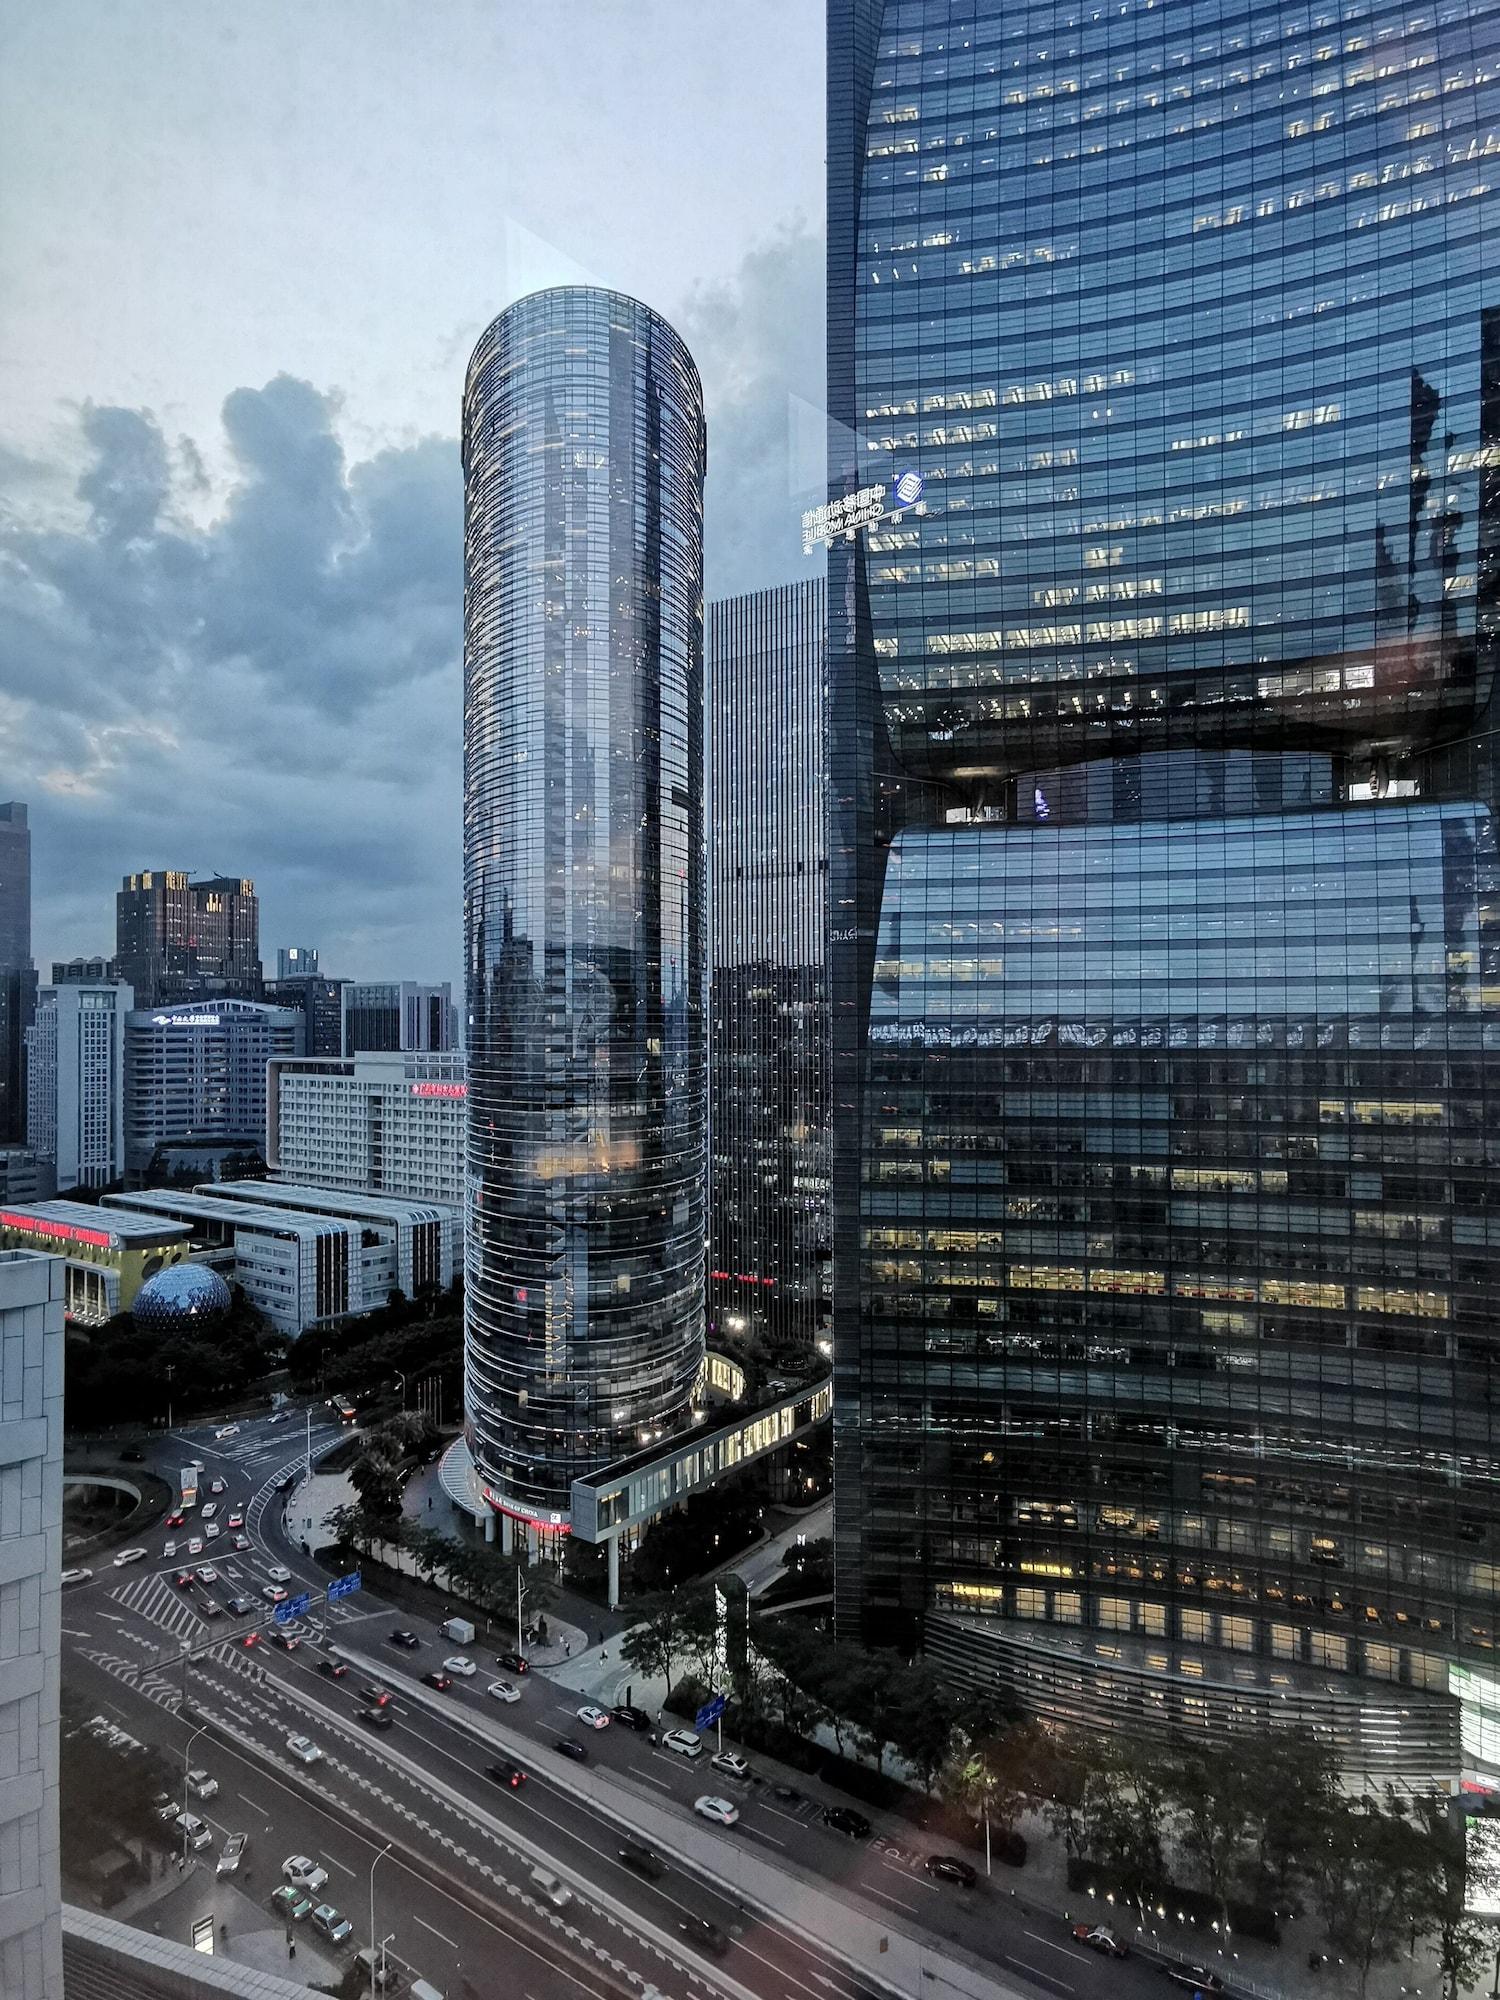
165 1362 176 1433
395 1372 407 1411
181 1720 209 1866
368 1842 393 2000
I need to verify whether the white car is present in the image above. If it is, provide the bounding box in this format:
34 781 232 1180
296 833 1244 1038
197 1565 219 1584
204 1523 221 1540
263 1584 288 1604
662 1729 704 1759
282 1854 329 1893
217 1831 248 1876
215 1425 240 1440
443 1655 477 1678
693 1795 740 1827
486 1679 522 1704
185 1768 218 1800
188 1538 204 1556
285 1734 323 1765
112 1546 148 1567
175 1811 213 1850
201 1503 218 1521
267 1565 292 1583
711 1750 751 1780
161 1541 177 1559
60 1567 93 1585
209 1477 227 1494
576 1705 610 1730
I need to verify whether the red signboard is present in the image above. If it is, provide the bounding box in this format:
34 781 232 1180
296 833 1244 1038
410 1082 467 1099
0 1210 112 1249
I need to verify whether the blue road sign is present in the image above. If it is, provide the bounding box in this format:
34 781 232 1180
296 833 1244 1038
275 1593 311 1625
695 1693 728 1731
327 1571 362 1602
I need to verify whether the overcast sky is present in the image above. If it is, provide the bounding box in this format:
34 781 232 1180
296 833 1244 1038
0 1 825 987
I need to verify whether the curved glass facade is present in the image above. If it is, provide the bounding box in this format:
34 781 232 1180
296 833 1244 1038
829 0 1500 1773
462 288 708 1526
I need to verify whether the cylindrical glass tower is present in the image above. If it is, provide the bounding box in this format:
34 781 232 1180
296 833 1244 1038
462 287 707 1531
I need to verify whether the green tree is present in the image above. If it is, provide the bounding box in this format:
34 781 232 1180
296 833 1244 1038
1237 1727 1341 1907
1406 1796 1499 2000
1309 1792 1430 1999
620 1591 694 1698
1168 1741 1255 1922
885 1665 955 1793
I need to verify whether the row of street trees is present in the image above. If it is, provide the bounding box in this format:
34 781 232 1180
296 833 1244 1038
326 1497 553 1636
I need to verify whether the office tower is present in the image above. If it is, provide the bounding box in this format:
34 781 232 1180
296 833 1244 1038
123 997 303 1178
463 286 708 1531
115 871 261 1008
827 0 1500 1778
267 1049 466 1211
264 973 347 1058
708 581 831 1351
342 980 455 1056
0 1251 65 2000
0 804 34 1146
277 944 319 981
26 980 132 1191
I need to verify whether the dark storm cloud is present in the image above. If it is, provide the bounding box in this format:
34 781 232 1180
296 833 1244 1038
1 229 823 977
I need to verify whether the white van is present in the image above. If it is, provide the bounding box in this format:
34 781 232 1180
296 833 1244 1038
441 1616 476 1646
529 1865 572 1909
408 1982 446 2000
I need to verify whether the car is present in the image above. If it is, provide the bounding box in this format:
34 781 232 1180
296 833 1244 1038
227 1594 255 1615
487 1761 527 1789
677 1915 730 1958
185 1767 219 1800
227 1512 244 1529
151 1792 178 1823
772 1783 804 1803
199 1600 222 1619
487 1679 522 1704
357 1706 394 1732
271 1886 314 1923
927 1854 978 1888
494 1651 529 1675
196 1565 219 1584
319 1658 350 1680
164 1512 184 1529
209 1477 227 1494
268 1629 300 1652
263 1585 287 1604
267 1411 289 1426
187 1538 203 1556
174 1811 213 1850
1070 1922 1128 1955
576 1704 610 1730
662 1728 704 1759
174 1570 196 1590
232 1534 251 1551
161 1539 177 1558
276 1473 296 1492
422 1671 453 1691
821 1806 872 1839
282 1855 329 1893
529 1866 572 1909
312 1904 353 1945
112 1547 147 1567
201 1503 218 1521
617 1842 665 1881
215 1425 240 1441
217 1831 248 1876
267 1565 292 1583
358 1682 392 1706
443 1655 477 1678
1163 1969 1224 1993
693 1795 740 1827
389 1629 420 1650
204 1523 221 1540
711 1750 750 1780
554 1736 589 1762
610 1703 651 1732
242 1630 263 1649
285 1733 322 1764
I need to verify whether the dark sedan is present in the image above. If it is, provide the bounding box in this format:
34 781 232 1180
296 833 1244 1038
618 1842 665 1881
389 1630 420 1650
554 1736 589 1762
421 1671 452 1692
678 1916 730 1958
317 1659 348 1680
357 1706 394 1732
487 1762 527 1789
610 1703 652 1732
926 1854 977 1887
495 1651 530 1675
821 1806 872 1839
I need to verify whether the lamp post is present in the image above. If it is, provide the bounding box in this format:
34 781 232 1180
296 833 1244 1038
395 1371 407 1411
181 1720 209 1865
368 1842 393 2000
516 1568 528 1656
165 1362 175 1433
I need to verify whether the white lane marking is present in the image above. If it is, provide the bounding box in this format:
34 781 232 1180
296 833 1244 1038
872 1885 919 1912
762 1803 809 1826
326 1854 356 1877
237 1792 271 1816
743 1824 787 1849
1023 1930 1092 1963
632 1768 673 1790
1010 1959 1075 1994
415 1913 459 1949
61 1627 90 1638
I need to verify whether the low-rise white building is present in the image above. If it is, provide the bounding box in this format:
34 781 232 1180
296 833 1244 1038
267 1050 465 1212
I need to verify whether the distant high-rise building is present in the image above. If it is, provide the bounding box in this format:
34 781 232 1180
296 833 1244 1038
0 1251 64 2000
277 945 319 982
124 997 302 1177
342 980 454 1056
26 980 132 1191
463 287 708 1533
0 804 34 1146
115 871 261 1009
264 974 346 1058
267 1050 466 1212
50 956 120 985
708 581 830 1352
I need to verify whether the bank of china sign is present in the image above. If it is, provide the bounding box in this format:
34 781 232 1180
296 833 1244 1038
802 469 924 555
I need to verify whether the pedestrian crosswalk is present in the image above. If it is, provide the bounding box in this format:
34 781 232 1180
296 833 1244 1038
110 1569 207 1643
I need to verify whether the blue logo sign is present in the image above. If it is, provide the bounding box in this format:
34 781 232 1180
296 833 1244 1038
892 469 924 509
327 1571 362 1602
695 1693 728 1731
275 1592 311 1625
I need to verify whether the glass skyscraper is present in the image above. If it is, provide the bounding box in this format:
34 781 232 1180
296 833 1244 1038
829 0 1500 1777
708 580 831 1353
463 287 708 1533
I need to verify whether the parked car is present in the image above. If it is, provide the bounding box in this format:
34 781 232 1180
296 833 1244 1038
358 1706 394 1732
174 1811 212 1851
576 1704 610 1730
927 1854 977 1887
271 1886 314 1924
282 1855 328 1893
422 1672 452 1692
389 1629 420 1650
487 1761 527 1789
662 1729 704 1759
711 1750 750 1780
494 1651 529 1675
112 1547 147 1567
185 1768 218 1800
311 1903 353 1944
693 1795 740 1827
618 1842 665 1881
554 1736 589 1762
678 1915 730 1958
611 1703 651 1732
821 1806 872 1839
151 1792 178 1823
217 1832 248 1876
487 1679 522 1704
319 1658 349 1680
442 1655 477 1678
285 1734 322 1765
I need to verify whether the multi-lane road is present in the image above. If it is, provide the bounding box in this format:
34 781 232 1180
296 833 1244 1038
61 1414 1243 2000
